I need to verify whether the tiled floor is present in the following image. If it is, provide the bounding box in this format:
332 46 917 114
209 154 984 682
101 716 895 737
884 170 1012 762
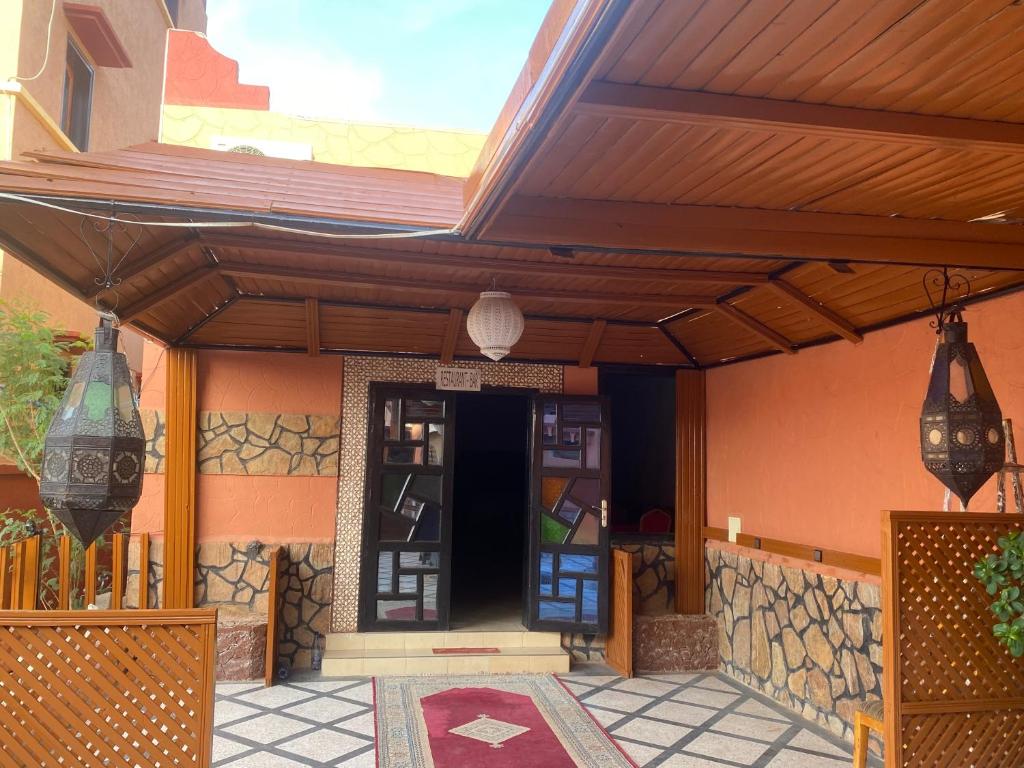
213 670 879 767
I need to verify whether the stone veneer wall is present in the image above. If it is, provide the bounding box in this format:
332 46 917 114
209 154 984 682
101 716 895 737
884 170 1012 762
614 538 675 615
126 539 333 671
705 545 883 752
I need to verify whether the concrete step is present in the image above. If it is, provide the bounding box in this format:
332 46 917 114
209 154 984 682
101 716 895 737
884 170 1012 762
325 629 563 652
320 645 571 676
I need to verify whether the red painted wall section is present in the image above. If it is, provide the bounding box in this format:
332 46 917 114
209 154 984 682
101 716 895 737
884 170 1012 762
164 30 270 109
563 366 598 395
0 467 43 512
707 290 1024 559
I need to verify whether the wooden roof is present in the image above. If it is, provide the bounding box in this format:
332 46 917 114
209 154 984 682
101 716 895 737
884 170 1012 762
2 1 1024 368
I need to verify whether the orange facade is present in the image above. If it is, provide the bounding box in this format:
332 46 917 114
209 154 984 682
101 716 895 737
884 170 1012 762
707 289 1024 558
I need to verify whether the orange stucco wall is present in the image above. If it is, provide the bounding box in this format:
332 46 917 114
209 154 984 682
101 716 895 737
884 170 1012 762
707 290 1024 559
197 350 342 413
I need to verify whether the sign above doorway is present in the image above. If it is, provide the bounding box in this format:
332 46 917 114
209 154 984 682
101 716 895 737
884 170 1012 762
436 367 481 392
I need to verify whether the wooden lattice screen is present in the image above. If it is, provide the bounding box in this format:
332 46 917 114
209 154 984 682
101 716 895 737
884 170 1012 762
0 608 217 767
882 511 1024 767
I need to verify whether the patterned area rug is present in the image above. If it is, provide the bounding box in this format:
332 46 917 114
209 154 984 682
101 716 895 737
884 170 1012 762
375 674 637 767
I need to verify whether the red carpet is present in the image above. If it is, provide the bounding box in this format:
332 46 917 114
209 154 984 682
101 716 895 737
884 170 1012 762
374 674 636 768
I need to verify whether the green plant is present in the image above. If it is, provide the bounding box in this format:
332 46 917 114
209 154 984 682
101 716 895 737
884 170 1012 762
974 530 1024 657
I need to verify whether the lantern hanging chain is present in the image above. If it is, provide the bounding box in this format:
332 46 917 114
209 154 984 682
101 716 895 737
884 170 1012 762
79 207 144 318
922 266 972 334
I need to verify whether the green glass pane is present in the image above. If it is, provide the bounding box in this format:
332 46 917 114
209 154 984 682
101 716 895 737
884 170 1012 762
381 474 410 511
83 381 112 421
541 515 569 544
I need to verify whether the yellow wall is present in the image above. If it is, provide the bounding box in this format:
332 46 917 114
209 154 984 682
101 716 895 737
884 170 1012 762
160 104 487 177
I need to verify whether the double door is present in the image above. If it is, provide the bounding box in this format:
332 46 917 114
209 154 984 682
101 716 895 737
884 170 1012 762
358 384 610 634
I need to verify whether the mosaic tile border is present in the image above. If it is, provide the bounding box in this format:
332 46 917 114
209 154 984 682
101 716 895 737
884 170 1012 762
330 355 562 631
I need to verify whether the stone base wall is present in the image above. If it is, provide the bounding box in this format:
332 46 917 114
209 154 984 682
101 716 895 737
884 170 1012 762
635 614 717 673
126 538 333 672
562 632 606 662
613 538 675 615
705 545 883 754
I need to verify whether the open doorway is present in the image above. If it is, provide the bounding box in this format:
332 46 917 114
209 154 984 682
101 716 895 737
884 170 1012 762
450 390 530 630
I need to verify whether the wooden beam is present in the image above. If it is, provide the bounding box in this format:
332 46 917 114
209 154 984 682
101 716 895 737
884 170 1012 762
200 233 771 286
304 297 320 356
578 80 1024 156
488 195 1024 270
217 262 717 309
714 302 795 354
767 279 862 344
85 234 198 298
439 307 464 363
119 267 219 324
676 369 706 615
578 319 606 367
163 348 197 610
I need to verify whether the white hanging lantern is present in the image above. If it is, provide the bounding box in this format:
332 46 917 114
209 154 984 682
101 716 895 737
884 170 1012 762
466 290 524 361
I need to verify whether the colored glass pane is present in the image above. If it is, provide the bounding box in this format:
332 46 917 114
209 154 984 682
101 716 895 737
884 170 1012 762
377 600 417 620
399 574 418 593
406 399 444 418
399 496 425 521
557 578 577 598
543 402 557 425
581 580 598 623
560 554 598 574
543 449 580 468
423 574 438 618
585 428 601 469
541 515 569 544
571 478 600 507
563 402 600 422
571 512 599 545
557 498 581 526
62 382 85 421
562 427 581 446
400 551 439 569
383 398 399 440
427 424 444 465
381 474 410 511
380 513 414 542
377 552 393 592
539 553 553 596
541 477 568 510
116 383 136 422
411 475 441 504
83 381 112 421
414 505 440 541
404 422 424 440
384 445 423 464
539 600 575 621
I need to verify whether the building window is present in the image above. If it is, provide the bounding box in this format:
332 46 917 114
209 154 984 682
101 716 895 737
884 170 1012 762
165 0 179 25
60 42 93 150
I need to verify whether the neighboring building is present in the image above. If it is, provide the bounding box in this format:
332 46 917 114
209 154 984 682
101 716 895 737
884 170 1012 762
160 30 486 177
0 0 206 500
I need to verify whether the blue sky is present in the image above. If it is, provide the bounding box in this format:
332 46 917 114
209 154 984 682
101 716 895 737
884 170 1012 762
206 0 553 133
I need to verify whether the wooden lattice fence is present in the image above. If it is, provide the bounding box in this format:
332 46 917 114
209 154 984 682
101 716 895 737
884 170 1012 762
0 608 216 767
882 511 1024 767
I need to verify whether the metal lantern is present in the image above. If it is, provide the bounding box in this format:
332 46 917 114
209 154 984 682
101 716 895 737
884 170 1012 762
466 290 525 361
39 316 145 547
920 312 1004 508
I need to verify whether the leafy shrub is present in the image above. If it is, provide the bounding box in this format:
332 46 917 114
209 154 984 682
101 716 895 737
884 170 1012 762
974 531 1024 657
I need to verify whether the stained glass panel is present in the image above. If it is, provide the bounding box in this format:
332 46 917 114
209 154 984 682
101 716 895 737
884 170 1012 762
398 574 418 593
383 398 399 440
560 554 598 574
581 580 598 623
544 449 581 468
557 497 581 526
411 475 441 504
403 423 423 440
384 445 423 464
399 496 425 521
414 505 441 541
406 400 444 418
427 424 444 465
539 553 553 596
380 513 414 541
542 477 568 510
571 511 599 545
571 478 600 508
377 552 393 592
377 600 417 620
400 551 439 569
557 578 577 598
423 574 438 619
563 402 600 422
381 474 410 511
585 428 601 470
539 601 575 621
563 427 581 446
541 515 569 544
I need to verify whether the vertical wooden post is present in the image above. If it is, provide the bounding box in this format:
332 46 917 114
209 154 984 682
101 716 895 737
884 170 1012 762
0 547 11 609
163 347 198 609
11 536 41 610
84 542 97 606
57 536 71 609
138 532 151 609
264 547 282 687
675 369 707 615
111 532 126 609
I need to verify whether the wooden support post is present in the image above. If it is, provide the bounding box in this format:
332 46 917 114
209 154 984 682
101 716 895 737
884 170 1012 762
675 369 707 615
84 542 97 606
111 532 126 609
57 536 71 610
164 347 198 609
304 297 320 356
439 308 464 364
0 547 10 609
11 536 41 610
265 547 282 687
138 532 151 609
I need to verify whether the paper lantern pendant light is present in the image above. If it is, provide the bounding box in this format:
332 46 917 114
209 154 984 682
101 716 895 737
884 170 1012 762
39 316 146 548
466 290 524 361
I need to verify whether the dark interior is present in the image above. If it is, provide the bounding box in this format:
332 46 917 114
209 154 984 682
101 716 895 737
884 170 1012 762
450 391 530 626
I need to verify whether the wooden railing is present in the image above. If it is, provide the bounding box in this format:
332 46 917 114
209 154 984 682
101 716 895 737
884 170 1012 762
703 526 881 576
0 532 148 610
0 608 217 766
